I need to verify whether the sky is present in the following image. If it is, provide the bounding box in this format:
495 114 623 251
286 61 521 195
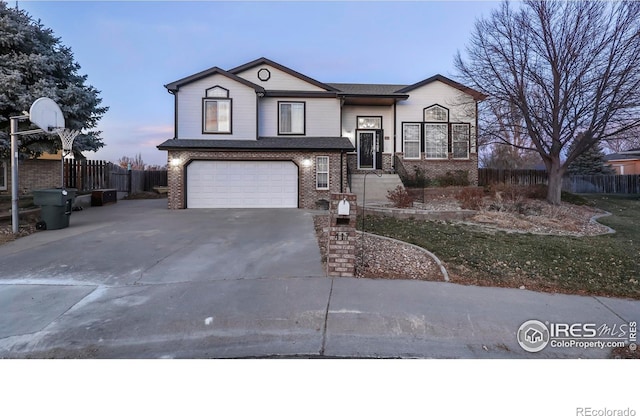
17 0 500 167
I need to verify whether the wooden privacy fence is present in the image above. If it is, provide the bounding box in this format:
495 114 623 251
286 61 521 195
564 175 640 194
478 168 549 186
64 160 167 193
478 168 640 194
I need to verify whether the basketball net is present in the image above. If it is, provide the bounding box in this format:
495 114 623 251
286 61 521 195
56 128 80 157
56 128 80 189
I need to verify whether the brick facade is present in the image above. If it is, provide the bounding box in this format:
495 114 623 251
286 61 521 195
2 159 61 196
346 153 394 174
166 150 349 209
394 153 479 185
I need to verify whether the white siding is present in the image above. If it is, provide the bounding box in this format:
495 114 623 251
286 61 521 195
258 97 341 137
395 81 477 154
340 106 395 153
236 65 327 91
177 73 257 140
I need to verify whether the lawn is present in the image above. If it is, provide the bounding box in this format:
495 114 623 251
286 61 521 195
360 194 640 299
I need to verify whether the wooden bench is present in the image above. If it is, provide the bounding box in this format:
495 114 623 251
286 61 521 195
91 189 117 206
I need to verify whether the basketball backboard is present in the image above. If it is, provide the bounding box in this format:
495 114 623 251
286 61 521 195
29 97 65 132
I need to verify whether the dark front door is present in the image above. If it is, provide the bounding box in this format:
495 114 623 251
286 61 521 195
358 130 376 169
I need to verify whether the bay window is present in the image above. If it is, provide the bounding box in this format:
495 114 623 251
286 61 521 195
452 124 470 159
424 123 448 159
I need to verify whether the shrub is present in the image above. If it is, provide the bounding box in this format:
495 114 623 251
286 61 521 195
435 170 470 187
387 185 414 208
413 166 429 188
403 166 429 188
456 187 486 210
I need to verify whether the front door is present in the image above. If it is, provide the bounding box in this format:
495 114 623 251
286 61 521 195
357 130 376 169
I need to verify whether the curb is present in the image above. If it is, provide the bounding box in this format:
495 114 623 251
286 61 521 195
357 230 450 282
589 211 616 235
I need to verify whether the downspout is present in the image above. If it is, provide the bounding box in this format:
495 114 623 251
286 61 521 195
170 90 178 139
256 92 262 140
393 101 397 171
340 150 344 193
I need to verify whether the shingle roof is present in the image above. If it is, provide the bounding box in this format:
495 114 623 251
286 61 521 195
327 83 409 96
605 152 640 161
157 137 354 151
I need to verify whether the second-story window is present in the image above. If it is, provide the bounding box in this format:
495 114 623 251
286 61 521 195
203 86 231 134
279 102 305 135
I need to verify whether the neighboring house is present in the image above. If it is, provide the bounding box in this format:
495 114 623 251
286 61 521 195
1 151 64 195
605 148 640 175
158 57 486 209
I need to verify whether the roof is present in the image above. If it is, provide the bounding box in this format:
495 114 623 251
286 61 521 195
165 58 486 103
396 74 488 101
165 66 264 93
157 137 354 151
228 57 340 92
327 83 408 96
604 152 640 161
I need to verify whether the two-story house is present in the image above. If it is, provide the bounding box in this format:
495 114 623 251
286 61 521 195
158 57 486 209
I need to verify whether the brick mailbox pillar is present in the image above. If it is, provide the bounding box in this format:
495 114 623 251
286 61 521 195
327 193 357 277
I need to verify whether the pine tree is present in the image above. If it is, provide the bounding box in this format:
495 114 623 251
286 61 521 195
0 1 108 158
567 140 615 175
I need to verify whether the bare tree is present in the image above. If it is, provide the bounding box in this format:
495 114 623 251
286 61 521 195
602 127 640 153
456 0 640 204
118 153 145 170
478 100 542 169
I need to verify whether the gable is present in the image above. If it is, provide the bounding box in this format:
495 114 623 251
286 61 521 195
230 58 338 92
397 74 487 101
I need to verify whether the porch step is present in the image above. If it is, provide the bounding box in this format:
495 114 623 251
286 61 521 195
349 173 404 205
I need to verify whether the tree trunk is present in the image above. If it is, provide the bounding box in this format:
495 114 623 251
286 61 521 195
546 157 564 205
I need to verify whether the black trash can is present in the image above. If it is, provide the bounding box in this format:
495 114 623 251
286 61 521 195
32 188 77 230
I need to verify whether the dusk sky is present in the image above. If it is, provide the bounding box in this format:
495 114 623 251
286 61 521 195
18 1 500 167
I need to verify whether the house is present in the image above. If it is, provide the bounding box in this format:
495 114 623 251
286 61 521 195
157 57 486 209
605 148 640 175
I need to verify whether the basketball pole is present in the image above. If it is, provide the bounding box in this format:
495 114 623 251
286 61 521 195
10 117 20 234
9 114 45 234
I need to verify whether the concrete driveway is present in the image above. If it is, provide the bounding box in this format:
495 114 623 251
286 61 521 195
0 199 638 358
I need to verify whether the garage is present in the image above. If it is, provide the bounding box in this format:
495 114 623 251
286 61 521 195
186 160 298 208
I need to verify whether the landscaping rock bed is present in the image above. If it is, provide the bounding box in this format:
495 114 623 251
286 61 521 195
313 215 445 281
369 197 613 237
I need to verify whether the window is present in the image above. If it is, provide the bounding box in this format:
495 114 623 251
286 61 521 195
452 124 470 159
402 123 421 159
424 105 449 122
316 156 329 190
357 116 382 129
424 123 448 159
279 102 305 135
203 99 232 133
0 160 6 191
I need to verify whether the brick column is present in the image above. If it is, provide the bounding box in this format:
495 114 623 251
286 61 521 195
327 193 357 277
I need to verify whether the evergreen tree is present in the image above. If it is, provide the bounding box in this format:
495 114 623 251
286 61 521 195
0 1 108 158
567 140 615 175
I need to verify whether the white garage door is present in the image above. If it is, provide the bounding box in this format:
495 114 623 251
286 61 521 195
187 161 298 208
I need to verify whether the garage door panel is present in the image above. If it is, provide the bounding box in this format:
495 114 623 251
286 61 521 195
187 161 298 208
